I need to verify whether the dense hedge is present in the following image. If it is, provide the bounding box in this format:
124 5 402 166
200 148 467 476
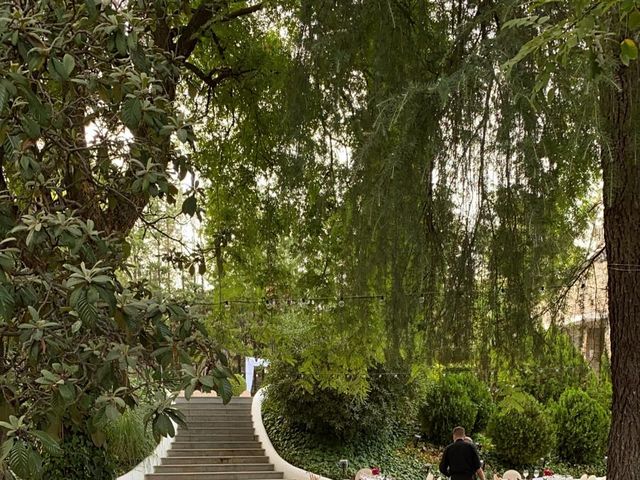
487 392 555 465
262 395 430 480
419 374 478 445
450 372 494 432
554 388 609 464
42 431 116 480
516 328 593 403
265 362 414 443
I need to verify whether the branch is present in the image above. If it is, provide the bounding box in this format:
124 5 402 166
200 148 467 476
221 3 264 23
535 245 606 321
183 62 254 89
176 2 263 59
176 2 223 58
0 147 7 193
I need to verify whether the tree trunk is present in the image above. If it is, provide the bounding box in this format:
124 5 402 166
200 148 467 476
600 58 640 480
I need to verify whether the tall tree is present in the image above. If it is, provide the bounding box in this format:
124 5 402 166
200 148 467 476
0 0 264 477
500 2 640 477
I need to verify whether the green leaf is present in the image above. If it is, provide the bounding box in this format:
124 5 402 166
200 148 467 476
22 116 41 139
90 429 106 447
176 128 188 143
0 84 8 113
62 54 76 77
71 320 82 333
181 196 197 216
105 404 120 421
630 9 640 30
0 438 14 463
216 377 233 403
27 305 39 321
58 383 75 402
152 413 175 440
200 375 214 388
49 57 69 81
32 431 62 455
8 439 31 479
621 38 638 63
122 97 142 129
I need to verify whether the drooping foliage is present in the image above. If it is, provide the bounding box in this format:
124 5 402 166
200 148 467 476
191 0 601 389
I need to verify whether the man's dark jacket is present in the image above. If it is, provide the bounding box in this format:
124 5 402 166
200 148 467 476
439 439 481 480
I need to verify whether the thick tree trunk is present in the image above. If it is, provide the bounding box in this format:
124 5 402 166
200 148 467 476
600 59 640 480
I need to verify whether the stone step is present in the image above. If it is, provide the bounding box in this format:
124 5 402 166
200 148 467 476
180 426 254 433
172 441 261 449
178 403 252 409
182 419 253 432
162 456 270 466
178 428 255 440
156 464 274 474
146 473 283 480
175 397 253 404
168 448 265 457
182 411 252 418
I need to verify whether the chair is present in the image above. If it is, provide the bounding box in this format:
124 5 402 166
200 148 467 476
502 470 522 480
355 468 373 480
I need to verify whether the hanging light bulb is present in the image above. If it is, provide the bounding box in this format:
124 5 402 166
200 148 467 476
223 301 230 310
338 297 345 307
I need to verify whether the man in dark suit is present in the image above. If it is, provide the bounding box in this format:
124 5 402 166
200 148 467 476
439 427 486 480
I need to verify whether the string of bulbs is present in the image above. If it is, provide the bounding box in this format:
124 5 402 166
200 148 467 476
192 280 603 310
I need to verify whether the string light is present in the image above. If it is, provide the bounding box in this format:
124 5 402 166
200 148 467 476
199 280 609 312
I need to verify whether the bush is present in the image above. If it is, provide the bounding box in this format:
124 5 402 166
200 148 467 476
262 404 430 480
42 431 116 480
419 374 478 445
265 361 413 443
487 391 554 466
449 372 494 432
231 373 247 396
515 328 593 403
104 406 157 475
554 388 609 464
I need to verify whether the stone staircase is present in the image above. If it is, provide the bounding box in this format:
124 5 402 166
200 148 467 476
145 396 285 480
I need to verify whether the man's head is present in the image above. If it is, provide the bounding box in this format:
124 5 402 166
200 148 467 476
452 426 466 440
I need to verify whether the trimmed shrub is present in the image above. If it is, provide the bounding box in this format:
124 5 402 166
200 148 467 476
449 372 494 432
487 391 554 465
554 388 609 464
419 375 478 445
516 328 593 403
231 373 247 396
265 361 412 443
